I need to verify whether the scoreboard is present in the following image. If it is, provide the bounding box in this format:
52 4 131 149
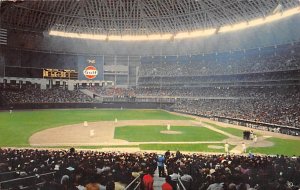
43 69 78 79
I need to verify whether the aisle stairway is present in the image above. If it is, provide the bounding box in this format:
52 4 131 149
153 167 165 190
80 89 103 102
80 89 95 98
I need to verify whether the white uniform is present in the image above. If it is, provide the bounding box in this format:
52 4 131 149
225 143 229 154
90 130 95 137
253 135 257 143
242 143 246 153
84 121 88 127
167 124 171 131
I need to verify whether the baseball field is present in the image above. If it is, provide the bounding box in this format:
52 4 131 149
0 109 299 156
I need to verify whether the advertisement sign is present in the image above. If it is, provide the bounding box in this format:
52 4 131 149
78 56 103 80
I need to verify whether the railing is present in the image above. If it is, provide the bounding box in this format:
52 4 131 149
0 171 56 190
0 171 16 176
0 171 17 182
177 177 187 190
124 174 141 190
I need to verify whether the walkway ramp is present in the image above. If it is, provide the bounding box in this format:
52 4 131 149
80 89 103 101
153 168 165 190
80 89 95 98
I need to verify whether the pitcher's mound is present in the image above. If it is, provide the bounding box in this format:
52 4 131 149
160 130 182 134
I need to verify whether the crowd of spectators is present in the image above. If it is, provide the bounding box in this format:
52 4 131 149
87 87 135 98
0 84 97 104
163 151 300 190
171 87 300 129
86 86 297 99
0 148 157 190
89 87 232 98
138 69 299 86
0 148 299 190
134 87 268 98
138 47 300 77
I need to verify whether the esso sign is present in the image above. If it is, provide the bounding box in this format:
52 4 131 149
83 66 98 79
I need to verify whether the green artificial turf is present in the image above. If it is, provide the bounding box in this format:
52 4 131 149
0 109 191 146
249 138 300 156
1 109 299 156
114 125 227 142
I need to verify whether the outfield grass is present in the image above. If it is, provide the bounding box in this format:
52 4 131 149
115 125 227 142
249 138 300 156
0 109 191 146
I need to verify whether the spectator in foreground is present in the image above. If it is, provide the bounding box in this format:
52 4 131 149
143 169 154 190
86 183 100 190
180 168 193 190
162 175 173 190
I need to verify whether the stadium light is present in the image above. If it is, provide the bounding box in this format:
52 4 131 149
48 31 107 40
219 7 300 33
175 29 216 39
49 7 300 41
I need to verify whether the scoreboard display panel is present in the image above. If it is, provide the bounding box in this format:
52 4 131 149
43 69 78 79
